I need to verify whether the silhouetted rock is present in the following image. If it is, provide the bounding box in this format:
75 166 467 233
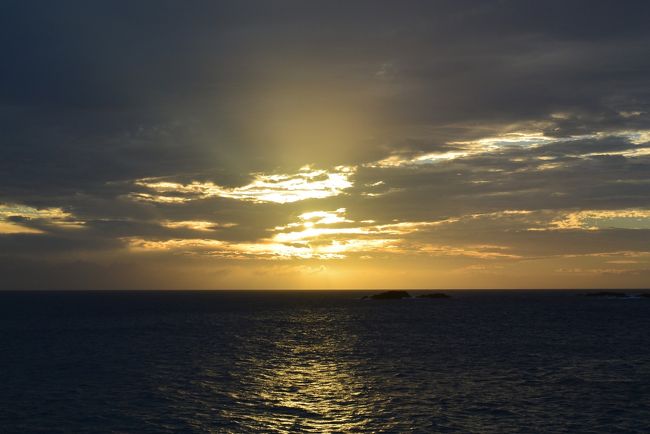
640 293 650 298
367 290 411 300
417 293 450 299
584 291 628 297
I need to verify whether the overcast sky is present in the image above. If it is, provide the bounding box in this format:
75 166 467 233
2 0 650 289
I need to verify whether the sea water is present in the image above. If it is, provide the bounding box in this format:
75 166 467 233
1 290 649 433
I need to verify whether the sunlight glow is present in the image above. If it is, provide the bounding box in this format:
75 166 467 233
161 220 237 231
124 209 457 260
130 166 355 204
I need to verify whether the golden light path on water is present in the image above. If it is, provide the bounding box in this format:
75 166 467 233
197 309 390 432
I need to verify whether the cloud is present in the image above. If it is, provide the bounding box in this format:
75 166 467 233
364 130 650 170
2 1 650 288
0 203 84 233
548 209 650 230
160 220 238 231
123 208 477 261
129 166 355 204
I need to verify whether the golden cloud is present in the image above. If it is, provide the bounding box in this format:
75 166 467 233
0 203 84 233
130 165 355 204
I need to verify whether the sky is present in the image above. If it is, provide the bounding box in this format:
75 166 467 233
2 0 650 289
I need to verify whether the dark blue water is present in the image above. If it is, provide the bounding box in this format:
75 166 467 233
1 291 649 433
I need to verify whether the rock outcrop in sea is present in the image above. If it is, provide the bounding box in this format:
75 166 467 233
584 291 628 298
583 291 650 299
364 290 411 300
362 291 451 300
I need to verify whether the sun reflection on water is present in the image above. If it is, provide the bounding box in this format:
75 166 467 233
217 311 384 432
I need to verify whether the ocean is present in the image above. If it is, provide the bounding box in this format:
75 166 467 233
1 290 649 433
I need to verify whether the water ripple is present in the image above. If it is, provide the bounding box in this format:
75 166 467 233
1 291 649 433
